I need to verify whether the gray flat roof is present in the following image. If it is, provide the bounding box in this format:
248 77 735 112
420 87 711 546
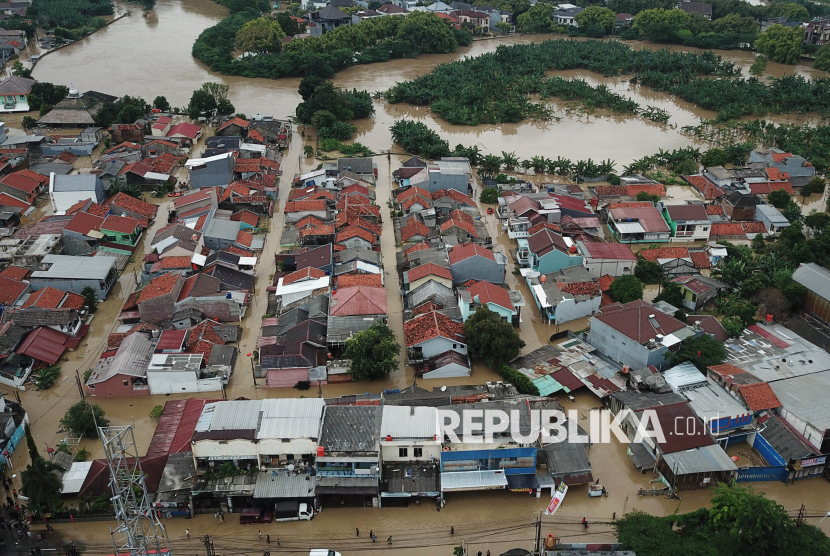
793 263 830 301
52 174 100 191
31 254 116 280
253 472 316 499
661 444 737 475
204 218 241 241
769 371 830 431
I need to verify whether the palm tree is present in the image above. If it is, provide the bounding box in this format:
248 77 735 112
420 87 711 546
465 146 482 166
598 159 616 176
108 180 144 200
520 159 533 173
22 457 63 512
479 154 502 178
501 151 519 171
553 157 572 176
530 156 546 175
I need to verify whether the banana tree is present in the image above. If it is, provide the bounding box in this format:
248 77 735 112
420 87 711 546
501 151 519 171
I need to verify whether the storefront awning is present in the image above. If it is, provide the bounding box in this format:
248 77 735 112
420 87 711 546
441 470 508 492
506 473 540 492
316 476 378 496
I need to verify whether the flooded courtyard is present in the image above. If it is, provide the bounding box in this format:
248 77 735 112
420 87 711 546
2 0 827 553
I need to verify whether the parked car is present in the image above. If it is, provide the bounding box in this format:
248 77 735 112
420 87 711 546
239 508 273 524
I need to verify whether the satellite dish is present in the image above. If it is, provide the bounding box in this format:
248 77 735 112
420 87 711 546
645 375 656 387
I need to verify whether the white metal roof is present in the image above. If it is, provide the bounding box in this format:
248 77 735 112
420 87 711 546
276 275 330 296
239 256 257 266
381 406 438 439
61 461 93 494
615 222 645 234
299 169 326 181
661 444 737 475
185 152 233 167
256 398 325 440
532 284 551 308
31 254 116 280
191 253 207 266
355 261 381 274
144 172 170 181
440 470 508 492
196 400 262 431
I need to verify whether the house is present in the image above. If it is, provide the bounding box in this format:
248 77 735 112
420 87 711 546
261 320 328 387
805 16 830 45
151 224 204 259
15 326 82 367
316 405 381 506
607 206 671 243
0 274 28 307
527 271 601 325
29 254 118 300
146 353 228 395
306 5 353 32
284 200 328 223
458 280 522 325
337 157 375 182
202 219 242 251
447 242 506 285
662 204 711 242
576 241 637 278
379 3 411 14
0 170 48 205
404 310 465 362
216 117 249 137
151 116 172 137
174 188 218 215
167 122 202 142
412 161 469 194
678 0 712 18
275 270 330 307
403 262 452 292
455 8 490 28
553 5 584 26
616 12 634 27
588 299 697 369
399 219 430 243
86 332 154 397
329 286 386 317
720 192 762 221
792 263 830 323
754 204 790 237
0 75 34 112
525 227 582 274
379 405 441 501
335 226 377 250
137 272 185 323
185 152 235 189
104 192 158 224
21 287 85 312
749 148 816 189
670 275 728 311
99 215 141 254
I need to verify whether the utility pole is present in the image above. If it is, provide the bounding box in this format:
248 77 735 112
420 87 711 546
534 511 542 555
75 369 85 399
203 534 215 556
797 504 806 527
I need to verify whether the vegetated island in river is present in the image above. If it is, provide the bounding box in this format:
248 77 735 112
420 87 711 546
192 1 472 79
383 39 830 125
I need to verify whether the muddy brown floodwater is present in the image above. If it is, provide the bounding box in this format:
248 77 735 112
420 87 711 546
11 1 830 553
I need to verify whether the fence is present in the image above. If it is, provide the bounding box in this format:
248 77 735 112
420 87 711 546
736 466 788 483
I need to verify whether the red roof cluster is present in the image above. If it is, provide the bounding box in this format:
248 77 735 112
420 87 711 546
0 265 30 281
448 242 496 264
65 212 104 236
739 382 782 411
336 226 376 245
216 117 249 133
558 281 600 297
408 263 452 283
689 251 711 269
0 275 27 305
283 267 327 285
102 215 139 234
337 274 382 288
639 247 690 261
404 311 465 347
105 192 159 219
400 220 429 241
684 175 723 200
285 200 326 213
235 231 254 248
432 188 475 206
138 272 181 304
705 205 725 216
607 202 654 209
466 280 514 311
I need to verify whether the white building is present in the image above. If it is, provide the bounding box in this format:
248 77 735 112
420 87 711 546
576 241 637 278
380 405 441 463
49 173 105 214
146 353 227 394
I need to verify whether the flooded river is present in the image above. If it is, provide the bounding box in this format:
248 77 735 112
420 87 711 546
10 1 829 553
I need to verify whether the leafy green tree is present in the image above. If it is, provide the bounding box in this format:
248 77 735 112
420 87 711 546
150 405 164 420
634 258 663 284
276 11 306 36
310 109 337 130
396 11 458 53
807 176 825 195
664 333 726 371
654 281 684 308
501 151 519 171
304 145 314 157
74 448 90 462
712 13 757 34
701 148 729 168
635 191 660 204
188 88 216 119
60 400 109 438
479 154 502 177
767 2 810 22
517 3 553 32
34 366 61 390
216 97 235 117
21 115 37 130
609 274 644 303
751 232 766 253
21 457 62 512
235 17 285 55
768 188 791 209
153 96 170 112
633 8 689 42
721 315 745 337
480 187 500 204
816 44 830 72
685 12 712 35
345 323 400 381
672 158 698 175
749 55 768 77
575 6 616 32
495 20 511 34
463 306 525 368
782 200 803 222
25 424 38 462
80 286 98 313
755 24 804 65
708 483 791 553
11 60 30 78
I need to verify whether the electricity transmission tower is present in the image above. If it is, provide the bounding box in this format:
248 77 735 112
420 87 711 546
99 425 171 556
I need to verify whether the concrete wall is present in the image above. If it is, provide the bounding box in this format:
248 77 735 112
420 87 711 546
285 210 328 223
582 258 634 279
192 439 259 463
588 317 667 369
415 336 466 359
554 296 600 325
29 276 113 300
380 440 441 462
536 250 582 274
259 438 318 460
87 375 151 397
190 158 234 190
410 275 452 292
266 367 309 388
450 257 504 285
337 236 373 250
147 371 223 395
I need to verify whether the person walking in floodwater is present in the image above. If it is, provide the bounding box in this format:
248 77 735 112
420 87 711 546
451 526 454 535
356 528 359 537
582 517 589 529
387 536 392 545
185 529 189 539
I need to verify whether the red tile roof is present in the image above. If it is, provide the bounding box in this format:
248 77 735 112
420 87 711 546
330 286 387 316
432 188 475 206
413 301 444 315
288 186 317 201
296 215 326 229
404 311 465 347
283 267 327 285
642 402 714 454
194 214 208 232
216 117 249 133
61 291 86 310
405 240 431 255
341 183 370 197
149 152 185 174
397 186 430 203
440 218 478 238
671 275 713 296
710 222 745 236
167 122 201 139
138 272 181 304
594 299 686 344
101 215 139 234
84 203 110 218
627 184 665 197
299 225 334 238
466 280 514 311
226 245 253 256
0 275 26 305
104 141 141 155
337 226 376 245
766 167 788 181
598 275 615 292
220 181 251 202
684 175 724 200
408 263 452 283
607 202 654 209
285 200 326 213
22 287 65 309
235 231 254 247
527 222 562 235
0 192 29 209
400 220 429 241
742 221 766 234
65 212 105 235
739 382 782 411
639 247 689 262
0 265 30 281
105 192 159 219
18 169 48 186
0 171 40 194
558 281 600 297
579 242 637 261
401 194 431 211
231 210 259 228
690 251 711 269
705 205 725 216
16 326 78 365
55 151 78 164
337 274 383 288
448 242 496 264
173 189 213 208
160 256 192 269
771 152 792 162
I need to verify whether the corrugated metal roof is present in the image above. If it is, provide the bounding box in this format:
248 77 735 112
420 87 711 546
440 470 507 491
61 461 93 494
253 472 316 499
793 263 830 301
31 254 117 280
256 398 325 440
661 444 737 475
319 405 380 453
204 400 262 431
381 406 438 439
769 372 830 430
